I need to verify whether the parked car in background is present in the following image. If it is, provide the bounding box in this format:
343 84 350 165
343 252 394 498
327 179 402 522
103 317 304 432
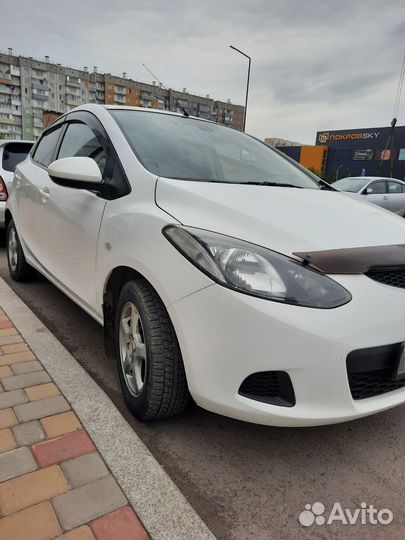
5 105 405 427
333 176 405 216
0 140 34 227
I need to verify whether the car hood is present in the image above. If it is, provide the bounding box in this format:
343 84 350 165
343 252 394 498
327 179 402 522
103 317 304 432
155 178 405 256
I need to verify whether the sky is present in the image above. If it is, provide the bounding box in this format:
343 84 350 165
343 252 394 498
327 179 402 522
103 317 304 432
2 0 405 143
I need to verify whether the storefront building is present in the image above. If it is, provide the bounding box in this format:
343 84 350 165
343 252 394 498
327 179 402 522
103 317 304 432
278 126 405 182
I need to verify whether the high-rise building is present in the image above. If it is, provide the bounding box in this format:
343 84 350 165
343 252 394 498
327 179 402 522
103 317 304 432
0 52 244 140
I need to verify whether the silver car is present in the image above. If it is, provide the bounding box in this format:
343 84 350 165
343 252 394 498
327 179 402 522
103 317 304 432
333 176 405 217
0 140 34 227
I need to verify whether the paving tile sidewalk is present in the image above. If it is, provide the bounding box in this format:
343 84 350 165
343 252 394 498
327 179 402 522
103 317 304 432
0 306 149 540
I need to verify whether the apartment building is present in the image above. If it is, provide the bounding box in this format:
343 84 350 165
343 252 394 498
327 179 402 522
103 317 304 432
0 51 244 140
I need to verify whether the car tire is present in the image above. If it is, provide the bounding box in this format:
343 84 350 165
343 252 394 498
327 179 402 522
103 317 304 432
115 278 189 421
6 219 36 282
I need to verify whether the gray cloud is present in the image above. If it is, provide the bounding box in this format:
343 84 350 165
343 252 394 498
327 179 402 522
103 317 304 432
2 0 404 143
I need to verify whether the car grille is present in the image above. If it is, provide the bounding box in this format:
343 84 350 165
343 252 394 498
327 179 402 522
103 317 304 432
366 267 405 289
347 343 405 400
348 368 405 400
238 371 295 407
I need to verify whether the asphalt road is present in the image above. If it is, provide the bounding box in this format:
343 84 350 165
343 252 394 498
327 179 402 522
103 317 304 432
0 244 403 540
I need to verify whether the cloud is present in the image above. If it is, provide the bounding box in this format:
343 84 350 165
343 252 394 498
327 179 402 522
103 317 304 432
2 0 405 142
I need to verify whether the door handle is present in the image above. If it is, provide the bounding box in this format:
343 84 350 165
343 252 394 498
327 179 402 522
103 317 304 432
383 196 388 200
39 187 50 201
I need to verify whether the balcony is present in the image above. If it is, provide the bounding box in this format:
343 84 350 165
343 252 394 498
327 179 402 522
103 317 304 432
114 95 126 105
0 127 13 136
0 116 13 125
66 95 83 107
32 81 46 91
66 79 81 88
33 93 49 101
32 71 45 80
0 84 11 94
0 73 12 85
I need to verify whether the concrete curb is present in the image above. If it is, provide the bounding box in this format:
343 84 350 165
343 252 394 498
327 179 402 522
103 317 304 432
0 277 216 540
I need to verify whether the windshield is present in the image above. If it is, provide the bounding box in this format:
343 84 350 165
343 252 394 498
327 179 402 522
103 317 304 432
333 178 369 192
110 110 320 189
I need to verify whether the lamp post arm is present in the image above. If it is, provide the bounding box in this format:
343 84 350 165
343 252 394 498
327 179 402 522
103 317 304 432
230 45 251 132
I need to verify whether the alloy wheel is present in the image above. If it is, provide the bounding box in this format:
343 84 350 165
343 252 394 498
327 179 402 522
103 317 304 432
119 302 147 397
8 226 18 272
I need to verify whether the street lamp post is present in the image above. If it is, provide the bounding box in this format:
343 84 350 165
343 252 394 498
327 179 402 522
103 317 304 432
230 45 251 132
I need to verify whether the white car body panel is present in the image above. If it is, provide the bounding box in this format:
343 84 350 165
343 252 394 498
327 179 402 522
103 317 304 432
6 104 405 426
155 177 405 254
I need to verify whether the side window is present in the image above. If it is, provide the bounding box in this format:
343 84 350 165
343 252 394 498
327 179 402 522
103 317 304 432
33 126 63 167
369 181 386 194
57 122 108 176
2 142 33 172
388 181 404 194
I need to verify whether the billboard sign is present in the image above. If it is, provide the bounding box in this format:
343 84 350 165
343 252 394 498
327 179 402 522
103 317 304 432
317 130 381 145
353 149 374 160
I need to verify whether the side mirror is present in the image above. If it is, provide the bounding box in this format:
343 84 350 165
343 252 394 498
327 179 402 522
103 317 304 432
364 187 373 195
48 157 103 190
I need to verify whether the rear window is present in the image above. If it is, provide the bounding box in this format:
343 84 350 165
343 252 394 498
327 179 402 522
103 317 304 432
2 142 33 172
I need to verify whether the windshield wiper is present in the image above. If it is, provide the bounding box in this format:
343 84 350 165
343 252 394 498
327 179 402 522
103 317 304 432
238 181 303 188
318 180 336 191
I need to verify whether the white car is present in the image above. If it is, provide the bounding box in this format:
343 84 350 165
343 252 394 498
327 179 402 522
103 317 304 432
0 140 34 227
333 176 405 217
5 105 405 427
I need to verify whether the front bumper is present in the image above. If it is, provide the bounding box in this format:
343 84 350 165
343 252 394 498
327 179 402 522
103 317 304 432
168 274 405 427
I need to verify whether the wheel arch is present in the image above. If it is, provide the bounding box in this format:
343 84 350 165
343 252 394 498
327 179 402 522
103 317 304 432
4 209 12 230
103 266 163 356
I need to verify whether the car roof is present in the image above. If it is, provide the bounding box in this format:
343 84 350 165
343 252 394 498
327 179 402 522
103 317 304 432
63 103 214 124
338 176 405 184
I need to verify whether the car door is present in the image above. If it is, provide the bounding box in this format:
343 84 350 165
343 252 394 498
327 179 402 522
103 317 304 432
40 113 111 313
386 180 405 215
362 180 389 210
15 123 65 266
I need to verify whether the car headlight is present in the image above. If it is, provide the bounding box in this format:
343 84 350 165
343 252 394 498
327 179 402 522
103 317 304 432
163 226 352 309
